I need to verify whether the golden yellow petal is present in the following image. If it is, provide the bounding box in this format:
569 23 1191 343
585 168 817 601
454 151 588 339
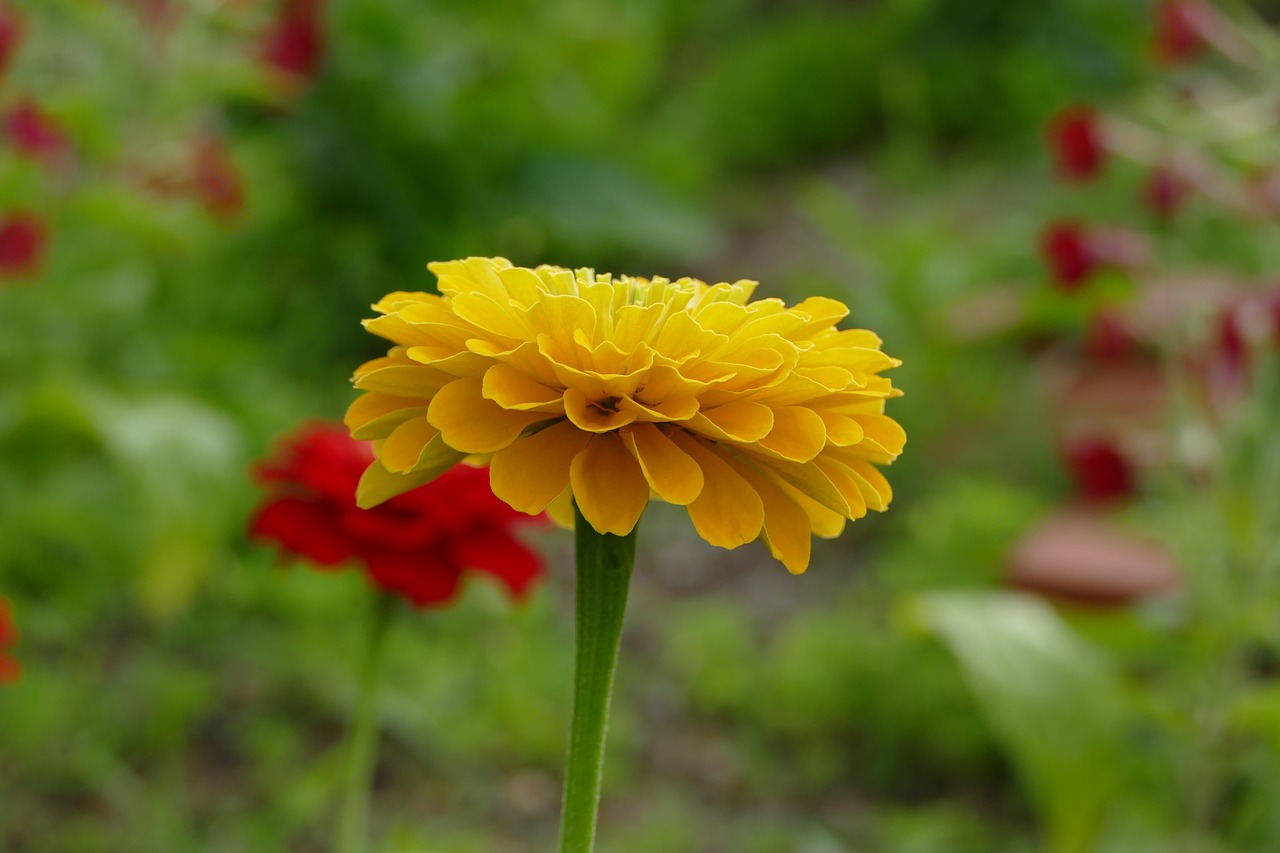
725 455 813 573
669 432 765 549
569 433 651 536
482 363 565 412
355 455 465 509
812 456 869 519
450 291 529 341
622 424 704 505
380 416 442 473
427 377 551 453
353 362 452 397
690 400 774 443
816 410 865 446
749 454 851 518
844 458 894 511
545 486 576 529
757 405 828 462
345 392 432 440
490 420 590 515
563 387 640 433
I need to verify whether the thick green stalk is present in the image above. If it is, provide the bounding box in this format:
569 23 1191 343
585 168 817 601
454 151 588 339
558 504 640 853
337 590 397 853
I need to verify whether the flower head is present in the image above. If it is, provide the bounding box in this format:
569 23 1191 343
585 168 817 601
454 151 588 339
1062 437 1136 505
249 422 545 606
0 211 47 279
1143 165 1188 219
0 599 20 684
1048 106 1105 182
1154 0 1208 65
3 98 70 165
260 0 325 90
347 257 904 573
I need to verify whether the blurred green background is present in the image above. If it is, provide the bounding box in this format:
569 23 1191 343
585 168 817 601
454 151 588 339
6 0 1280 851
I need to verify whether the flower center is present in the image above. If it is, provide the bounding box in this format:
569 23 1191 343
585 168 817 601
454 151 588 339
590 395 622 415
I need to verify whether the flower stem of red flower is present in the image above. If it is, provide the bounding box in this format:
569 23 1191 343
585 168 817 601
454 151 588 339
337 590 397 853
558 502 639 853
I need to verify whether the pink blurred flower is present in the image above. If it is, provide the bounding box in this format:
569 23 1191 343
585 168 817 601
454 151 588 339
1154 0 1209 65
1048 105 1105 182
3 98 71 165
0 211 47 279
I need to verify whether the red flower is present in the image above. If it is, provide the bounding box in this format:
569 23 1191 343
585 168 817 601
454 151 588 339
1040 222 1095 290
261 0 325 85
249 422 546 607
1084 310 1139 363
0 211 47 278
1143 165 1188 219
1048 105 1105 182
1063 438 1136 505
3 98 70 164
0 599 20 684
191 135 246 221
0 5 23 81
1154 0 1208 65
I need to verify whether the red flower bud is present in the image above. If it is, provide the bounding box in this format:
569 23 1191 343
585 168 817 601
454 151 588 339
3 98 70 164
0 211 47 278
261 0 325 85
1040 222 1095 290
1143 166 1188 219
1064 438 1136 505
1048 105 1105 182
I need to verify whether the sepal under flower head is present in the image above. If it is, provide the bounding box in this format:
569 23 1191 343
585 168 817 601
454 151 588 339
348 257 905 573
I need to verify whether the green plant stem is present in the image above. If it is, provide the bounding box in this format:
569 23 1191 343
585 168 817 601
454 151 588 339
337 590 397 853
558 503 640 853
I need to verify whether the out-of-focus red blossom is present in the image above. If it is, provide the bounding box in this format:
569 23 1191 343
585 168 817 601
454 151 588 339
1063 437 1136 505
3 98 70 164
1144 166 1188 219
0 5 23 80
1084 310 1140 362
249 422 546 607
0 211 47 279
261 0 325 86
1048 105 1105 182
192 135 245 221
0 599 20 684
1040 222 1096 290
1154 0 1209 65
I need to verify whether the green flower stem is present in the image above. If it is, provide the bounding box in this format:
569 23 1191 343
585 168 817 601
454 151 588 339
337 590 397 853
558 503 640 853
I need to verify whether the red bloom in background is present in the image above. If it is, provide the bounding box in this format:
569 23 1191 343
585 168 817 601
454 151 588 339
0 5 23 80
261 0 325 85
249 422 546 607
1063 438 1136 505
1048 105 1105 182
0 599 20 684
1154 0 1208 65
1084 310 1140 362
1040 222 1095 290
3 98 70 165
191 135 246 221
1143 165 1188 219
0 211 47 278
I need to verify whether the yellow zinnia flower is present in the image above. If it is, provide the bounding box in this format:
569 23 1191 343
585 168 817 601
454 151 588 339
347 257 904 573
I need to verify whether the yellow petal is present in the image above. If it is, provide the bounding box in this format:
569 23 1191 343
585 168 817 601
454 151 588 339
569 433 651 535
622 424 704 505
690 400 774 443
345 392 432 440
356 455 464 509
353 361 452 397
482 363 564 412
724 456 813 573
490 420 590 515
749 454 850 518
844 458 894 511
756 406 827 462
563 387 639 433
381 416 442 473
428 377 551 453
816 410 865 446
812 456 869 519
545 486 576 529
669 432 765 549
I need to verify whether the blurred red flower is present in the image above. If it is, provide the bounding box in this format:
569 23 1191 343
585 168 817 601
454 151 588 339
1154 0 1208 64
1143 165 1188 219
0 211 47 278
1064 438 1136 505
249 422 546 607
1084 310 1140 362
3 98 70 164
1048 105 1104 182
261 0 325 85
192 134 246 221
0 5 23 80
1040 222 1095 290
0 599 20 684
